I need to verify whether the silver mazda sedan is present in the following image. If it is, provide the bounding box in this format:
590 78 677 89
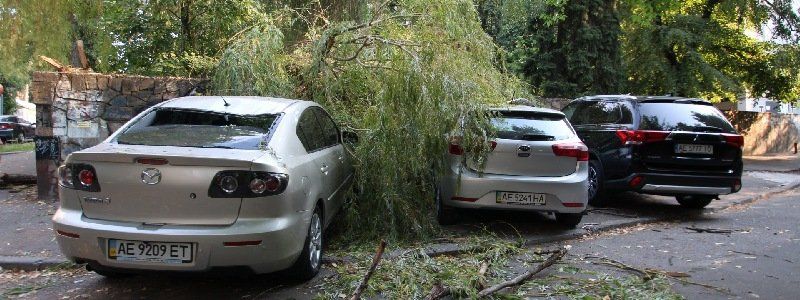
436 106 588 227
52 96 354 279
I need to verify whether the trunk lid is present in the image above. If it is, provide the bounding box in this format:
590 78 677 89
70 144 265 225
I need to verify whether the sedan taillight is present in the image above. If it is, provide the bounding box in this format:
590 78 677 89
58 164 101 192
209 171 288 198
0 124 11 129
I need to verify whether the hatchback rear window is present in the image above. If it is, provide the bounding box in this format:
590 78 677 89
116 109 278 149
492 111 575 141
638 103 736 133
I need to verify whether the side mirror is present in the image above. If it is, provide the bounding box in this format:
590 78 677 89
342 130 359 144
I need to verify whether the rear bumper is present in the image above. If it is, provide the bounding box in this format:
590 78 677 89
51 207 309 274
606 172 740 196
0 129 13 138
440 163 588 214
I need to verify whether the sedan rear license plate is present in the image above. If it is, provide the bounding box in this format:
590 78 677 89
674 144 713 155
496 192 546 205
108 239 194 264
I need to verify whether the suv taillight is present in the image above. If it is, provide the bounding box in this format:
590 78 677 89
58 164 101 192
208 171 288 198
723 134 744 148
552 143 589 161
615 130 670 145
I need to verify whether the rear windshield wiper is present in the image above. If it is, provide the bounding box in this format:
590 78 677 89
692 125 724 133
199 145 236 149
521 134 555 141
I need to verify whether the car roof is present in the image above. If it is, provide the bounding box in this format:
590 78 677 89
157 96 305 115
573 95 712 105
491 105 565 116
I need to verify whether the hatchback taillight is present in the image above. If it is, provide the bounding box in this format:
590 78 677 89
552 143 589 161
722 134 744 148
616 130 670 145
448 136 464 155
58 163 101 192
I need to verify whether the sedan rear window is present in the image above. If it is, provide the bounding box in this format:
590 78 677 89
638 103 736 133
116 109 278 149
492 111 575 141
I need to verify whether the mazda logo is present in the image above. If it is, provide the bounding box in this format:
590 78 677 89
141 168 162 185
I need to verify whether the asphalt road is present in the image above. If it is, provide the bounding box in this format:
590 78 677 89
556 188 799 299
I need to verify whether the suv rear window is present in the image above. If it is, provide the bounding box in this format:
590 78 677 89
638 103 736 133
116 109 278 149
492 111 575 141
562 101 634 125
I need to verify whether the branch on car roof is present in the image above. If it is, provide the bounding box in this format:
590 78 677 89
349 240 387 300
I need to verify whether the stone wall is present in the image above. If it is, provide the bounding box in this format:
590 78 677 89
724 111 800 156
30 71 207 200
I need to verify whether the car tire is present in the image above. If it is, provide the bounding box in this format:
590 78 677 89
15 132 24 143
435 186 459 225
88 265 133 279
587 159 607 207
289 205 323 280
676 195 714 209
555 213 583 228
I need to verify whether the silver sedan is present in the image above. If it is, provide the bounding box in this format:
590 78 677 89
52 96 354 279
436 106 589 227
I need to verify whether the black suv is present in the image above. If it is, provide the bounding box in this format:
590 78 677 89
562 95 743 209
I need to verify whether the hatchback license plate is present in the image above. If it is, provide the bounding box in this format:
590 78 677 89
496 192 546 205
675 144 713 155
108 239 194 264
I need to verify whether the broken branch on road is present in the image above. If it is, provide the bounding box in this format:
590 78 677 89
349 240 387 300
476 248 567 297
685 226 748 234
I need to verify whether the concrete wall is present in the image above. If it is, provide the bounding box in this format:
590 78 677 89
30 71 207 200
725 111 800 156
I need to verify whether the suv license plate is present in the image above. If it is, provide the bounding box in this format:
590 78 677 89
108 239 194 264
496 192 546 205
675 144 713 155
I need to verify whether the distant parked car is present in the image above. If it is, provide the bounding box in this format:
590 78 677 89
436 106 589 227
561 95 743 209
0 115 35 143
52 96 355 279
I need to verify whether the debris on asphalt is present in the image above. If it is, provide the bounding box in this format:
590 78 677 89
685 226 749 234
349 240 387 300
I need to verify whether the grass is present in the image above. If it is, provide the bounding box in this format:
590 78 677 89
0 142 33 153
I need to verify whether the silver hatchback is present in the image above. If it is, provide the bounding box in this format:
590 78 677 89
52 96 354 279
436 106 589 227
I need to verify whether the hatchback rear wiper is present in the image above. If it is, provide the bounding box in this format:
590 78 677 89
521 134 555 141
199 145 235 149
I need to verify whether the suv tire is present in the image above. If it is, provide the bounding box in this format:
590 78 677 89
676 195 714 209
435 186 459 225
587 159 607 207
555 213 583 228
289 205 323 280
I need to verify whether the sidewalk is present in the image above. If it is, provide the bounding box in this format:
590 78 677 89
743 154 800 172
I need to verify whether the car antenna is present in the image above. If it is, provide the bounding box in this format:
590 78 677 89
221 96 230 107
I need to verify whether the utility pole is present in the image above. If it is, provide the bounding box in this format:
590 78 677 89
0 83 5 115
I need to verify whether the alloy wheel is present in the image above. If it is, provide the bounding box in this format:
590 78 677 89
309 211 322 270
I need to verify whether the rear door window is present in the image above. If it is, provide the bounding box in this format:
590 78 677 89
297 108 326 152
312 107 340 148
492 111 575 141
563 101 633 125
638 103 736 133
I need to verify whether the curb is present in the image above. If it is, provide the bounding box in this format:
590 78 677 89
0 150 32 156
0 256 74 272
403 181 800 259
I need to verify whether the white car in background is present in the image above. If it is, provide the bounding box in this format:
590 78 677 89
52 96 354 279
436 106 589 227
